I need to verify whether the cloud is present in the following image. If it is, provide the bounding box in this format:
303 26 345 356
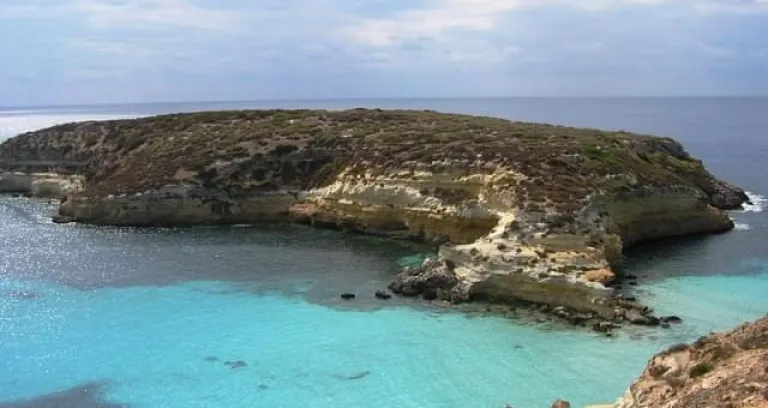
344 0 768 47
69 0 242 31
1 0 767 105
344 0 547 46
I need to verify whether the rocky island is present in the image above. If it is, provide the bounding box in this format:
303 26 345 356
0 109 749 328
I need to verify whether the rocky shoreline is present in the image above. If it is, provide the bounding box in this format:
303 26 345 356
0 109 750 328
388 257 681 334
599 315 768 408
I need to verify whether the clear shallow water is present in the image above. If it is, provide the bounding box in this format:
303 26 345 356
1 99 767 408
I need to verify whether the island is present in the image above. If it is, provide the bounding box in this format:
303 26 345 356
0 109 750 331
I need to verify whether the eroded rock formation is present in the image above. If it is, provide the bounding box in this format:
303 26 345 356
0 109 749 320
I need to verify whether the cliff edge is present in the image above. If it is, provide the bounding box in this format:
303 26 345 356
0 109 749 324
610 315 768 408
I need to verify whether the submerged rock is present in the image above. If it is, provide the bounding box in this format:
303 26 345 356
224 360 247 369
551 400 571 408
7 291 40 300
661 315 683 324
340 293 356 300
333 371 371 380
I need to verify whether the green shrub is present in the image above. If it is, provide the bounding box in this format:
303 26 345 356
689 362 714 378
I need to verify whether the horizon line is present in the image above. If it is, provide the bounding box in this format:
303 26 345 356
3 95 768 111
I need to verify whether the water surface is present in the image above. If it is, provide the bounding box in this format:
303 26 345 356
1 98 766 407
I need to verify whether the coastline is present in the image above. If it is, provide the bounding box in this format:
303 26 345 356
0 109 750 333
0 171 82 199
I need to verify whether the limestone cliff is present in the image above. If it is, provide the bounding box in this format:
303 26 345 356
0 172 83 199
609 315 768 408
0 109 748 320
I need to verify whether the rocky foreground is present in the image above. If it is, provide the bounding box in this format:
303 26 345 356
606 315 768 408
0 109 750 329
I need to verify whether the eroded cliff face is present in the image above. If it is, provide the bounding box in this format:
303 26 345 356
0 109 748 320
0 172 83 199
610 315 768 408
54 162 736 322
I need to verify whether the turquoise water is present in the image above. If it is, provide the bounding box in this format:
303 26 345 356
2 99 768 407
1 199 766 408
4 272 766 408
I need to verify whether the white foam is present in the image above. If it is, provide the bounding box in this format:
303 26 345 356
734 223 751 231
742 192 767 213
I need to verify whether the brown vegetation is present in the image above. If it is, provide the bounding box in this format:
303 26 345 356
0 109 734 215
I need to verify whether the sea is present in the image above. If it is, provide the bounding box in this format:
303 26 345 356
1 98 766 408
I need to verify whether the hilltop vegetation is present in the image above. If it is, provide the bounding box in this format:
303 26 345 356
0 109 739 215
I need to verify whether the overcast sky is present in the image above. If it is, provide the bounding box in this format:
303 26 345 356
1 0 767 106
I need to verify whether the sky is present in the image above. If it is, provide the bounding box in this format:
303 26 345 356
0 0 767 105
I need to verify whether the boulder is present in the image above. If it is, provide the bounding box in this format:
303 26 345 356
625 309 660 326
661 315 683 324
389 258 461 301
340 293 356 300
551 399 571 408
374 290 392 300
710 180 750 210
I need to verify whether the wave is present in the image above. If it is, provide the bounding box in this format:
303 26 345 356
734 223 751 231
742 192 767 213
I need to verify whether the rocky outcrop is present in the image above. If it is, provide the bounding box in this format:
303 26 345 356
606 315 768 408
0 172 82 199
0 109 748 319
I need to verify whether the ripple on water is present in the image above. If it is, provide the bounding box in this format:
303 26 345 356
2 196 768 407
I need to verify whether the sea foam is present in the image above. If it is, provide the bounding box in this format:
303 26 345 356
742 192 767 213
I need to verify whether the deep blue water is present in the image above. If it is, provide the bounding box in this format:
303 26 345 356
1 98 767 408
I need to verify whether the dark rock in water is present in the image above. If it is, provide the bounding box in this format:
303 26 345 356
374 290 392 300
661 323 671 329
618 294 637 302
624 274 638 280
625 309 660 326
224 360 247 369
710 179 750 210
398 286 420 297
628 281 638 286
334 370 371 380
593 321 619 333
389 259 466 303
551 399 571 408
203 356 218 362
52 214 75 224
422 288 438 301
661 315 683 324
566 313 591 326
8 291 39 300
257 384 269 390
340 293 356 300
